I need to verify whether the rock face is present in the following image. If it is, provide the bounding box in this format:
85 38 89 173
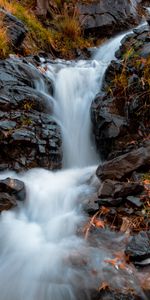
97 178 144 207
0 57 62 172
96 142 150 181
0 8 27 48
79 0 143 38
125 231 150 262
91 25 150 159
0 178 26 211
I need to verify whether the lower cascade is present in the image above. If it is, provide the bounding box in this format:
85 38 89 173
0 31 147 300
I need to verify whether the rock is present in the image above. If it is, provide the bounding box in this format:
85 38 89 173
0 58 62 172
91 26 150 160
78 0 144 38
97 197 123 207
0 177 26 200
92 290 142 300
0 178 26 211
0 192 16 211
125 231 150 262
96 142 150 181
0 8 27 48
98 179 144 202
82 193 99 214
126 196 143 207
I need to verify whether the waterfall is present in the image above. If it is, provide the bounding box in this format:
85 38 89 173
0 31 142 300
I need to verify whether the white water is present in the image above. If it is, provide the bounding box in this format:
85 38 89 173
0 30 145 300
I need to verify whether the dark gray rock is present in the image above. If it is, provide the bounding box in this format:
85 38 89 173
126 196 143 207
79 0 144 38
97 197 123 207
98 179 144 199
125 231 150 262
82 193 99 214
0 8 27 48
96 142 150 181
91 26 150 160
0 58 62 172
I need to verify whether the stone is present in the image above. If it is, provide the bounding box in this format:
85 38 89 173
0 178 26 211
98 179 144 199
0 192 16 211
78 0 143 38
82 193 99 214
97 197 123 207
126 196 143 207
0 8 27 48
140 43 150 57
96 142 150 181
91 27 150 160
0 57 62 172
0 178 26 201
125 231 150 262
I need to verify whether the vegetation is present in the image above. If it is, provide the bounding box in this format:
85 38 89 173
0 0 93 59
0 19 10 58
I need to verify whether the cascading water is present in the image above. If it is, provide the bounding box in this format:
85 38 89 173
0 31 146 300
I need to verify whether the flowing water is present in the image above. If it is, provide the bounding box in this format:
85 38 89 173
0 31 147 300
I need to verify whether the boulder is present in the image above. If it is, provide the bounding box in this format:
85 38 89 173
82 193 99 214
0 57 62 172
78 0 144 38
96 142 150 181
98 179 144 199
125 231 150 262
0 8 27 48
0 177 26 211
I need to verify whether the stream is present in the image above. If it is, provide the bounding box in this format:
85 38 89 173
0 28 148 300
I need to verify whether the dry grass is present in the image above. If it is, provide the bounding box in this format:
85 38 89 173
0 19 10 58
0 0 54 54
0 0 94 58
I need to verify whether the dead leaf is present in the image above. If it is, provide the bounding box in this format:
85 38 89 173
100 206 110 215
120 217 130 233
93 218 105 229
98 281 109 291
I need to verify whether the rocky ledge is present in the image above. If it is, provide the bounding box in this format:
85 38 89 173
0 57 62 172
91 24 150 160
79 0 145 38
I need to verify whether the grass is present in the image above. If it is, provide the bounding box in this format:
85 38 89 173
0 18 10 58
0 0 94 58
0 0 54 55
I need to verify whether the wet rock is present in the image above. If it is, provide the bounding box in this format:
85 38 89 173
91 26 150 160
97 197 123 207
0 192 16 211
82 193 99 214
0 178 26 211
98 179 143 198
78 0 143 38
0 8 27 48
92 289 141 300
0 58 62 172
96 142 150 181
126 196 143 208
0 178 26 201
125 231 150 262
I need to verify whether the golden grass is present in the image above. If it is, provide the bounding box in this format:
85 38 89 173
0 0 54 54
0 0 94 58
0 19 10 58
